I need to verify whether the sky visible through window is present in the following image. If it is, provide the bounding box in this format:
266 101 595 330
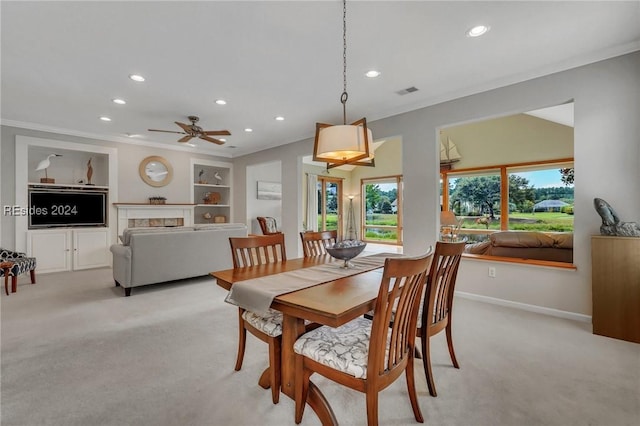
514 169 573 188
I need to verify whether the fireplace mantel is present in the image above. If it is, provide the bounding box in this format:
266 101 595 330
114 203 195 236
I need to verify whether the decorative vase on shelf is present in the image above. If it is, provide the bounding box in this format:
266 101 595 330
86 157 95 185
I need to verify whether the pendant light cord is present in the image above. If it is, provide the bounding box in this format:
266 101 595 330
341 0 348 125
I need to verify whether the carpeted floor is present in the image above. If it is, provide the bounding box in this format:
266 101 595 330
1 268 639 426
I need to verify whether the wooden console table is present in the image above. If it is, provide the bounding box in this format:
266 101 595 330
591 235 640 343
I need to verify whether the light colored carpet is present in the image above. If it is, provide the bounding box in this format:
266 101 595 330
1 268 639 426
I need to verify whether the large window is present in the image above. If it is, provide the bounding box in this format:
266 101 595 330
361 176 402 245
443 160 574 242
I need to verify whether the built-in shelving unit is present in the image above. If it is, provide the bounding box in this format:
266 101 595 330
190 159 233 224
15 136 118 270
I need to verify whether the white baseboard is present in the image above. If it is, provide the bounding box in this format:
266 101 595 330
455 291 592 323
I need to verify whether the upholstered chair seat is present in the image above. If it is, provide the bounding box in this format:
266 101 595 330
0 248 37 294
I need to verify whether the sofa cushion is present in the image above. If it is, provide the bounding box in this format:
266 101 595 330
490 231 555 248
121 226 195 245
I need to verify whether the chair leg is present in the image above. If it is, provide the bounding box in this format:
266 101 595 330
405 351 424 423
235 310 247 371
4 274 9 296
421 332 437 397
30 269 36 284
365 389 379 426
268 337 281 404
12 276 17 293
446 322 460 369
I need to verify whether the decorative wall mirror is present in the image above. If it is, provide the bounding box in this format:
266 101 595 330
139 156 173 187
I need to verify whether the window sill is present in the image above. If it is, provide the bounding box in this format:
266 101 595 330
462 253 577 270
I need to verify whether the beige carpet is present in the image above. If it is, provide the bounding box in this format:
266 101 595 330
1 268 639 426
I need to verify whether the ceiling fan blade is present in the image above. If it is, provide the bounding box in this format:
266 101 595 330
175 121 192 133
202 130 231 136
148 129 186 134
199 135 225 145
178 135 193 143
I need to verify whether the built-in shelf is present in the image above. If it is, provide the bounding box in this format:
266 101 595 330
191 159 233 224
28 182 109 190
193 183 230 189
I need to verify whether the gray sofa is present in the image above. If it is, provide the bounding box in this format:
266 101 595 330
110 224 247 296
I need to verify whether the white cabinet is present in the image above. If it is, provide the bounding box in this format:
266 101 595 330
27 228 110 273
191 160 233 224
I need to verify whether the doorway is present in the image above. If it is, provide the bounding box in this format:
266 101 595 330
317 176 343 237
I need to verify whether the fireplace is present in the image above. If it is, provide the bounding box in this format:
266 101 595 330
114 203 195 236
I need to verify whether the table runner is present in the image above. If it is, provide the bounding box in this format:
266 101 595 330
225 253 402 315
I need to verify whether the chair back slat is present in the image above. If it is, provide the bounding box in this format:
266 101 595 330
423 241 466 328
299 230 337 257
369 253 433 377
229 234 286 268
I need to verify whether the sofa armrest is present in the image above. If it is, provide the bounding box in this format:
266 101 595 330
110 244 132 287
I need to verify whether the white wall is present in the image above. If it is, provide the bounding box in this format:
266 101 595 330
246 161 282 235
232 51 640 317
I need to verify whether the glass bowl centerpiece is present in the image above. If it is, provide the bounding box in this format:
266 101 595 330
326 239 367 268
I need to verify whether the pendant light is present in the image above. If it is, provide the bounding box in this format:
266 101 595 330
313 0 375 169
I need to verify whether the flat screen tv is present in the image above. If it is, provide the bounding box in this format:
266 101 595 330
29 190 107 228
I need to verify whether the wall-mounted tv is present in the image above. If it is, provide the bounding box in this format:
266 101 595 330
28 190 107 228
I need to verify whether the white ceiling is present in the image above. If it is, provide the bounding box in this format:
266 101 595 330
2 1 639 158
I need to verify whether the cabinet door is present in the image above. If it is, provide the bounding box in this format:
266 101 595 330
27 230 72 273
73 228 110 270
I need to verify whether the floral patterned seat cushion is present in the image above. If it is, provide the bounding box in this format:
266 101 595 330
0 249 36 277
242 309 284 337
242 309 312 338
294 317 394 379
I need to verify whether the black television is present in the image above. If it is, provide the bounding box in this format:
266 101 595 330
28 190 107 228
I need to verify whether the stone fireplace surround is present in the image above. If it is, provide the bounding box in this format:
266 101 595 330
114 203 195 237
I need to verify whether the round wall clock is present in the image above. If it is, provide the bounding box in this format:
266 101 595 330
139 156 173 187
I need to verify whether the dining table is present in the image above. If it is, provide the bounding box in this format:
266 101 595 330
211 253 398 426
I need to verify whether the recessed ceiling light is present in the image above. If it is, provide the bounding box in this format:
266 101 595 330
129 74 145 82
112 98 126 105
244 128 253 132
365 70 381 78
126 133 141 138
466 25 490 37
185 143 196 147
275 116 285 121
215 99 227 105
99 116 111 122
219 138 227 142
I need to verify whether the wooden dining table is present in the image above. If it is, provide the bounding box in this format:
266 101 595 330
211 254 389 425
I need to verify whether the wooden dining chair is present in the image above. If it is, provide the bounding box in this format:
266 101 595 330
228 233 287 404
257 216 281 235
293 253 433 426
299 230 337 257
418 240 466 397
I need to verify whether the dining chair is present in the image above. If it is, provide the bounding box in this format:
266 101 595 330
257 216 281 235
299 230 337 257
293 252 433 426
418 240 466 397
228 233 287 404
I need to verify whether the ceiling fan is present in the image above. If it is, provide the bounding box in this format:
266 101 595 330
148 116 230 145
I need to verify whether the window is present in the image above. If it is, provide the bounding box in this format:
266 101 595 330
361 176 402 245
443 160 574 242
